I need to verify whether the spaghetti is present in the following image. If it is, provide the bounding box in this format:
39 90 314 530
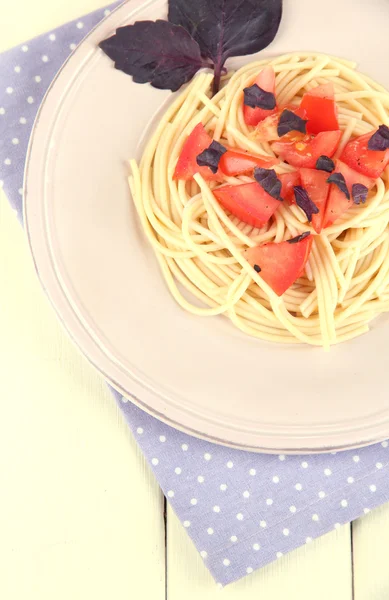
128 53 389 348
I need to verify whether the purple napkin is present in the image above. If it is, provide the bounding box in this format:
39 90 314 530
1 2 389 587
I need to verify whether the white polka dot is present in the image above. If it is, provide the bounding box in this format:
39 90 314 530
301 461 308 469
216 584 223 590
324 468 332 476
18 188 23 196
370 484 377 492
204 453 211 461
318 491 326 499
4 158 11 165
190 498 197 505
347 476 354 484
77 21 84 29
334 523 341 530
376 462 383 469
227 461 233 468
159 435 166 442
136 427 143 434
200 551 207 558
278 454 285 461
341 499 348 507
27 96 34 104
181 444 188 451
12 138 19 145
253 543 260 551
243 491 250 498
330 451 337 455
207 527 214 535
289 505 297 513
49 33 56 41
121 396 129 403
382 441 388 448
306 537 312 544
272 476 280 483
295 483 302 491
230 535 238 543
246 567 253 574
260 520 267 528
213 505 220 513
14 66 21 73
183 520 190 528
223 558 230 567
35 76 41 83
70 43 76 51
0 108 5 115
363 508 371 514
6 87 13 94
249 469 256 476
266 498 273 506
353 455 360 463
236 513 244 521
276 552 283 558
312 514 319 521
174 467 181 475
283 528 289 536
220 483 227 491
42 55 49 63
151 458 159 466
19 117 26 124
21 45 28 52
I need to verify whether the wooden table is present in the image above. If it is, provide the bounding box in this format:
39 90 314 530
1 2 388 597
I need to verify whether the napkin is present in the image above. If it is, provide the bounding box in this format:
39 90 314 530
1 2 389 587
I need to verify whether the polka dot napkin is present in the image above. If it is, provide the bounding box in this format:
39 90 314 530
2 2 389 587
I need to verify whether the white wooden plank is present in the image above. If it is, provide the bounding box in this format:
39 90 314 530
353 505 389 600
0 195 166 599
167 505 352 599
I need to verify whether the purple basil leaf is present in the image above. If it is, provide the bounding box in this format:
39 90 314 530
254 264 262 273
287 231 311 244
294 186 319 222
196 140 227 173
254 167 282 200
367 124 389 151
243 84 276 110
316 155 335 173
327 172 350 200
352 183 368 205
99 21 204 92
168 0 282 93
277 109 307 137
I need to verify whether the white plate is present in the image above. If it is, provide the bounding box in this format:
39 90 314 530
25 0 389 453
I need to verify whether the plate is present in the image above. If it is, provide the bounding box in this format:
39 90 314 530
25 0 389 453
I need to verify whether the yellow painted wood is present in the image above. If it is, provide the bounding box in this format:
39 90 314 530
0 195 165 598
353 506 389 600
167 506 353 598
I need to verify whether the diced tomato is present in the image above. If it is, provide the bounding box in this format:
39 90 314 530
173 123 222 181
272 130 342 169
340 131 389 179
279 171 301 204
256 104 307 142
245 235 313 296
300 83 339 135
323 160 375 228
213 182 281 229
243 66 277 127
299 168 330 233
219 148 279 176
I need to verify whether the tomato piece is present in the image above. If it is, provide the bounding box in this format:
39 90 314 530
323 160 375 228
219 148 279 176
272 130 342 168
279 171 301 204
299 168 330 233
173 123 222 181
256 104 307 142
340 131 389 179
300 83 339 135
213 182 281 229
245 235 313 296
243 66 277 127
